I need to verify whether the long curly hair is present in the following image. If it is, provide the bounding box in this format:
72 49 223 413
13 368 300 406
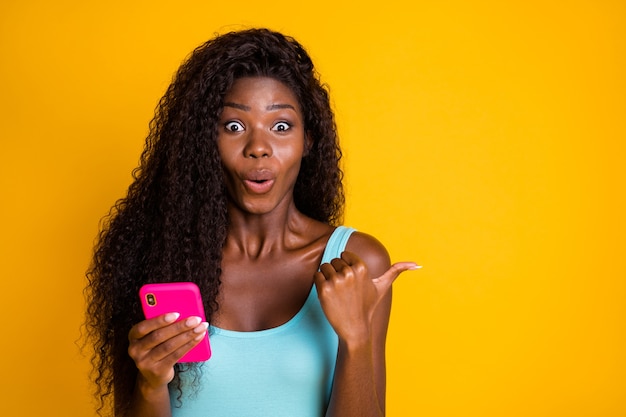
84 28 344 416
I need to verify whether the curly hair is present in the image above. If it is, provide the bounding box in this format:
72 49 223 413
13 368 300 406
84 28 344 416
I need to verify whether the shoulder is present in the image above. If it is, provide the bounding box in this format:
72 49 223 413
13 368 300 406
345 230 391 278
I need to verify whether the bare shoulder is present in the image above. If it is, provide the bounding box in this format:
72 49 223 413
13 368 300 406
345 231 391 278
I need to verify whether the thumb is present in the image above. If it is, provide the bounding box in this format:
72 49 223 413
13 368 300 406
372 262 421 291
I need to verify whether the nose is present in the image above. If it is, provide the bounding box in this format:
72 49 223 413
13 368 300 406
243 128 272 158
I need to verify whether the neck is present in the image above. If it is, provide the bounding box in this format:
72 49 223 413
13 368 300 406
225 199 309 259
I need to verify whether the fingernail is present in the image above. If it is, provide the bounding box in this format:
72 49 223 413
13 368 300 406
194 322 209 333
409 264 423 270
164 312 180 323
185 316 202 327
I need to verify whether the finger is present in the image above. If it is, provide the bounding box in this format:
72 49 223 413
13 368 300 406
151 322 209 363
318 262 338 279
329 258 351 275
339 251 368 276
339 251 363 267
132 318 208 366
143 315 204 346
372 262 421 290
314 270 329 291
129 315 206 359
129 312 180 341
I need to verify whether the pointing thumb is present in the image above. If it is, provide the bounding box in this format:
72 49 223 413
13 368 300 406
372 262 422 290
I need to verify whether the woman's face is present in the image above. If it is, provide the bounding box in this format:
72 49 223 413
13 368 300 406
217 76 308 216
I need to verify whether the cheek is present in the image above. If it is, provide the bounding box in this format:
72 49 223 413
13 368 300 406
278 139 306 160
217 141 239 167
279 150 305 176
216 143 235 173
216 139 229 160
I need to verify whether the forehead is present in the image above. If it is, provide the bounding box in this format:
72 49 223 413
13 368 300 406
224 77 300 110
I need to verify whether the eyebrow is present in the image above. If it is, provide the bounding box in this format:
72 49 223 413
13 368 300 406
223 102 251 111
266 103 296 111
223 102 296 112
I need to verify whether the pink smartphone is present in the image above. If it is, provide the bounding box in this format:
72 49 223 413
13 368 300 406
139 282 211 362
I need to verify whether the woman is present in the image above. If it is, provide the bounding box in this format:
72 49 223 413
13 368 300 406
85 28 418 417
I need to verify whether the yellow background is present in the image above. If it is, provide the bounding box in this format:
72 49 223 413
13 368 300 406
1 1 624 416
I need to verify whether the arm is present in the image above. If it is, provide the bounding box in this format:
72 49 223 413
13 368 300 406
315 232 419 417
124 313 208 417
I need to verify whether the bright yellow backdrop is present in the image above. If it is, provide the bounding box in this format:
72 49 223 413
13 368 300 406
1 1 624 416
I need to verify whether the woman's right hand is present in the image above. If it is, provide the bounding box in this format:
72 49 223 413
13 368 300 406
127 313 209 389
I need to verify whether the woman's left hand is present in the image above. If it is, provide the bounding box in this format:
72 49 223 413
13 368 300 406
314 251 418 345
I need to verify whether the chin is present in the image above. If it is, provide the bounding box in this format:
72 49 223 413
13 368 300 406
236 199 281 216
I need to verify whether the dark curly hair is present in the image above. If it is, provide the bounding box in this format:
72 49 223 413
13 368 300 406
84 28 344 416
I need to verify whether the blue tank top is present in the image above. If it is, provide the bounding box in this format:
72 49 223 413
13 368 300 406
171 226 356 417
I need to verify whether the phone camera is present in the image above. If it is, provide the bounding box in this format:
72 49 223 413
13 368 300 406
146 293 157 306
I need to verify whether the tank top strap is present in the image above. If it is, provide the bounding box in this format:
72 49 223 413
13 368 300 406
320 226 356 265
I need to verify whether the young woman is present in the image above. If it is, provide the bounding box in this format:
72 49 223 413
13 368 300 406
85 28 418 417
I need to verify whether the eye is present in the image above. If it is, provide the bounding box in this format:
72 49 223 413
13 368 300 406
272 122 291 132
224 121 244 132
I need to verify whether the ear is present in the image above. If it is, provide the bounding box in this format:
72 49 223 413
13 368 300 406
303 132 313 157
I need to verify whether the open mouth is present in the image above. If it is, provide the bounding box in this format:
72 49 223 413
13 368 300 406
242 169 275 193
243 178 275 194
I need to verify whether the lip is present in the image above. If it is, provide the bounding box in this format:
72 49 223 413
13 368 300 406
243 178 275 194
242 169 276 194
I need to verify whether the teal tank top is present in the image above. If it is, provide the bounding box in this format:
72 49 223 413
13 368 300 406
171 226 356 417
